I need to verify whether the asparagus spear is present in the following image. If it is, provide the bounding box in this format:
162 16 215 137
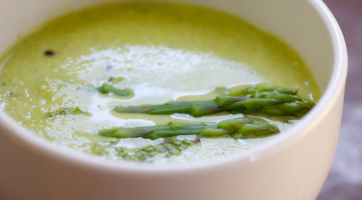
99 121 210 138
99 128 154 138
215 95 250 107
200 127 236 137
191 103 233 117
96 83 129 96
230 87 298 96
143 128 206 140
114 100 232 116
99 117 279 140
218 117 254 130
113 87 314 117
233 121 280 139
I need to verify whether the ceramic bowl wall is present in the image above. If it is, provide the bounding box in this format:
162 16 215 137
0 0 347 199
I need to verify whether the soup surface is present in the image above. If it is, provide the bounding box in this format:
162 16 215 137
0 2 320 163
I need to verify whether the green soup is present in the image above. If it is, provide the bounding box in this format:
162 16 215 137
0 2 319 163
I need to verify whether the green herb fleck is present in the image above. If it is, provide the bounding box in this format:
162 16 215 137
94 139 195 162
45 107 89 119
96 83 129 96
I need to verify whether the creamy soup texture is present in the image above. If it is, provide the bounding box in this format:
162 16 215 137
0 2 320 163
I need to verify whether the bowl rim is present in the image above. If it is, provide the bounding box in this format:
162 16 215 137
0 0 347 174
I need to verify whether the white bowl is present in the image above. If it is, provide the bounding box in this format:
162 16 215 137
0 0 347 199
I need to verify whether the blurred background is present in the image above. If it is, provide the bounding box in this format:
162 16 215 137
317 0 362 199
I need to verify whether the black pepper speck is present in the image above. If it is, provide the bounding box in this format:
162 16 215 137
44 50 55 56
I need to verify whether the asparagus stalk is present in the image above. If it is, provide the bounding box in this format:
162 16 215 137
143 129 205 140
99 121 211 138
99 128 154 138
230 87 298 96
215 95 250 107
114 100 232 116
233 121 280 139
218 117 254 130
99 117 280 140
191 103 233 117
200 127 236 137
113 87 315 117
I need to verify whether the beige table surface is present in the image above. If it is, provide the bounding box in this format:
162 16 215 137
317 0 362 199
